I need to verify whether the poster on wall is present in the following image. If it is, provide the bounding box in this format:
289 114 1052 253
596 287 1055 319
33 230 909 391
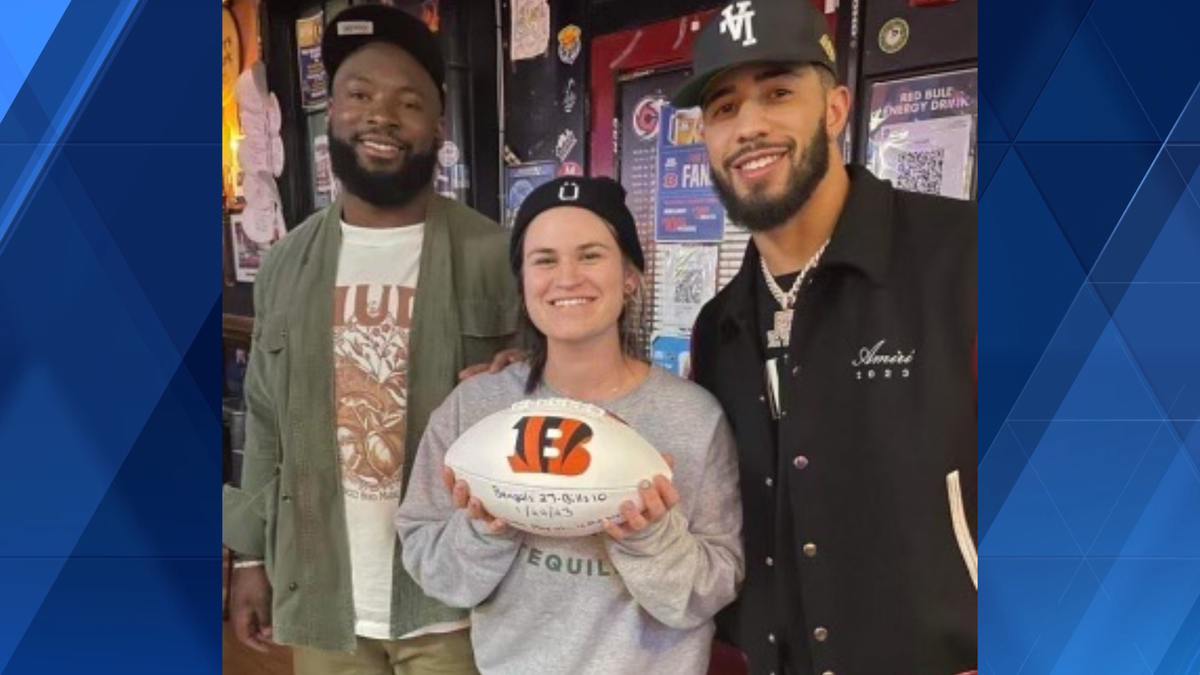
865 68 977 201
651 334 691 379
657 244 719 334
503 161 557 228
230 211 285 283
619 70 690 244
296 11 327 111
656 104 725 242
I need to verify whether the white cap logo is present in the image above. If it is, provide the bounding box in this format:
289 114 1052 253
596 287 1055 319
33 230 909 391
337 20 375 36
719 1 758 48
558 181 580 201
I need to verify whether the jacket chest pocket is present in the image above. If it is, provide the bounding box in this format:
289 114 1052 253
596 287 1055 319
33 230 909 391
254 313 289 354
253 313 290 438
458 297 518 366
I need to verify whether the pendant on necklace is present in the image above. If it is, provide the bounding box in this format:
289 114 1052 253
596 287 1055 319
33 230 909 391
767 309 793 349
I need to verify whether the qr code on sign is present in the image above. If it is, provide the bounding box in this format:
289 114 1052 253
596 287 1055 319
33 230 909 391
674 266 705 304
894 148 945 196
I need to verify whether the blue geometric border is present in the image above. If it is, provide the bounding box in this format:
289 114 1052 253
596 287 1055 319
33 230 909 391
0 1 218 673
980 0 1200 671
1 0 1199 671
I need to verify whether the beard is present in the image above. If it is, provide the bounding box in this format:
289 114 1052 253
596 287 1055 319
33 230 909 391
710 120 830 233
328 131 438 208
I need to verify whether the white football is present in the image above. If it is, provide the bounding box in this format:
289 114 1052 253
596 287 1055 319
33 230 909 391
445 398 672 537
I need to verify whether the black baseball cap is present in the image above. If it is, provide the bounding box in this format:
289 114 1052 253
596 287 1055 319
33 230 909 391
322 5 446 100
671 0 837 108
510 177 645 274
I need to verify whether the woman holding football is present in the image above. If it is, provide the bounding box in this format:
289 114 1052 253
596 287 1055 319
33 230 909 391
397 176 743 675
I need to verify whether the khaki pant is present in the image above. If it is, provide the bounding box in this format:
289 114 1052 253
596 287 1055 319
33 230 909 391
293 630 478 675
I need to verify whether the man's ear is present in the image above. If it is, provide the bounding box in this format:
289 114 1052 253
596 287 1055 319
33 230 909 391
826 84 852 139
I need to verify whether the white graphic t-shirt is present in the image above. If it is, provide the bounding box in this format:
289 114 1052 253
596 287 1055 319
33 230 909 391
334 220 465 639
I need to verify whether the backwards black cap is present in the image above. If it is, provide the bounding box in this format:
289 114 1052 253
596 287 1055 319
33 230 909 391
510 177 644 274
672 0 836 108
322 5 446 100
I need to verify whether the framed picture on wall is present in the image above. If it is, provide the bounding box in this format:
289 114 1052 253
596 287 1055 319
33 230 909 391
864 68 978 201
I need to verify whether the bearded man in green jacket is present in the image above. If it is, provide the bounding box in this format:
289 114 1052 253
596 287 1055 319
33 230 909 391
222 6 517 674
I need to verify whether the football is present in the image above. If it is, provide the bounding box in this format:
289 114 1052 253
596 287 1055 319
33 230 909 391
444 398 672 537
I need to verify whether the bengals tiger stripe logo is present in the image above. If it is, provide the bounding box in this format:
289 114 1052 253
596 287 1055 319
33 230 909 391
508 416 593 476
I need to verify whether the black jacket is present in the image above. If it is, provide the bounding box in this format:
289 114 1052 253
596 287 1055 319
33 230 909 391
693 167 977 675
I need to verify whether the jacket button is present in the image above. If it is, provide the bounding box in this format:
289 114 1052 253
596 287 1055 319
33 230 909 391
281 495 291 502
767 633 776 644
803 542 818 558
792 365 800 376
814 626 828 642
822 671 834 675
765 477 773 487
793 455 809 470
765 556 774 567
288 582 298 591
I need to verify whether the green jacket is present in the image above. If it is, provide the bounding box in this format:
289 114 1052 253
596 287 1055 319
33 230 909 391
222 196 519 651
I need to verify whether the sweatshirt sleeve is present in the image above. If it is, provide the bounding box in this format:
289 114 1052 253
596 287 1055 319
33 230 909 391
604 415 744 629
396 389 524 609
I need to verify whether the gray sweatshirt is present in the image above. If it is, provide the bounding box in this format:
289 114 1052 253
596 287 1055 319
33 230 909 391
396 363 744 675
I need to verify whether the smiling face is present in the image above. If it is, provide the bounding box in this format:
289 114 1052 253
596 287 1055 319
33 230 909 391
327 41 444 207
700 62 847 231
520 207 638 352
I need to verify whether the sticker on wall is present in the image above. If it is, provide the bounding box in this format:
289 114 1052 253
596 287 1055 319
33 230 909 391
511 0 550 61
558 24 582 65
504 161 556 227
878 17 909 54
651 334 691 379
438 140 461 168
557 161 583 177
416 0 441 33
632 95 666 140
450 164 470 190
555 129 578 161
563 79 578 114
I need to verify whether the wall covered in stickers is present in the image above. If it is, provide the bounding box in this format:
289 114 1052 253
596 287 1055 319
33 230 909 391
499 0 727 182
500 0 589 175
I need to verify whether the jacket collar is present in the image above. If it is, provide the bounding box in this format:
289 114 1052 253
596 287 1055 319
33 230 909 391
821 165 895 286
717 165 896 336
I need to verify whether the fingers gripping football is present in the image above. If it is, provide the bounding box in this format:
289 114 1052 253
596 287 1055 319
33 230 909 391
603 472 679 541
443 466 509 534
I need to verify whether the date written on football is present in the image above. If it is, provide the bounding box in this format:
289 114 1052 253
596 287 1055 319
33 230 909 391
491 486 611 506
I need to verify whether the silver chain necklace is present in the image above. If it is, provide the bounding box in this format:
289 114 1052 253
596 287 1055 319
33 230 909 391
761 239 830 349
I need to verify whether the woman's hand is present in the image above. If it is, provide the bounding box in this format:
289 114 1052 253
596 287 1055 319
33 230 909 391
603 455 678 541
443 466 510 534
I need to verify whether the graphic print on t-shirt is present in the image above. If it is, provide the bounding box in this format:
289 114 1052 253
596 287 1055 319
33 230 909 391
333 283 416 501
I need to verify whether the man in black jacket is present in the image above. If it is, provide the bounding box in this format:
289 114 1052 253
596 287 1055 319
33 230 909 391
676 1 977 674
